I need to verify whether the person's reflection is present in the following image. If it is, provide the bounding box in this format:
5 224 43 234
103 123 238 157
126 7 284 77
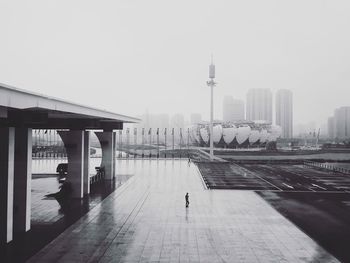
185 205 189 222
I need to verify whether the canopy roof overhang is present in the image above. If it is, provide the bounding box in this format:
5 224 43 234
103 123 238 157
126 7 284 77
0 83 140 130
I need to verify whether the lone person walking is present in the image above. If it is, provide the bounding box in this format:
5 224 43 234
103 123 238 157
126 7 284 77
185 192 189 207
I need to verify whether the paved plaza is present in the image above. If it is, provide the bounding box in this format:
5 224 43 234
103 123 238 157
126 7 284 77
28 160 338 262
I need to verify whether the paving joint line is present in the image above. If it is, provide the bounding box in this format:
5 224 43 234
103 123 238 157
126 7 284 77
93 188 150 263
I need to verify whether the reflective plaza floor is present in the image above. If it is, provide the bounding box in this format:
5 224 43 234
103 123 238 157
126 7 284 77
28 160 338 262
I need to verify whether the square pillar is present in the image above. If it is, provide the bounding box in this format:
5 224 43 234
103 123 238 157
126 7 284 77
0 127 15 243
58 131 84 198
13 128 32 235
113 132 116 177
83 131 90 195
95 131 115 180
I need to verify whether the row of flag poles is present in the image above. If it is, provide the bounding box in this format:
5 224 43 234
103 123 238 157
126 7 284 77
32 128 191 159
117 127 190 158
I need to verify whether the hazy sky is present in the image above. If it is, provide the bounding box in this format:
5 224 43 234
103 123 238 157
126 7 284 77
1 0 349 127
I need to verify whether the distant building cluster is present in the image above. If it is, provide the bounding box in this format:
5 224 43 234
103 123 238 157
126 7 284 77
131 88 294 142
294 122 318 139
223 88 293 139
127 111 282 148
134 112 204 131
328 106 350 140
135 113 185 130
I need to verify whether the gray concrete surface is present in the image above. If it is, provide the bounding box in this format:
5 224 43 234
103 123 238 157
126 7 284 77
28 160 338 262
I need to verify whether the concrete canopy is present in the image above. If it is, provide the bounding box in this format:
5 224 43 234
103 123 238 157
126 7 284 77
0 83 140 130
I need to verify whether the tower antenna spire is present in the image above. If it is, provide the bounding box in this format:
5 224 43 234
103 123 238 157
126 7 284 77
207 55 216 160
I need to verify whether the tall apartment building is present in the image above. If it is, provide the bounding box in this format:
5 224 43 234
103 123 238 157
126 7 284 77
190 113 202 124
334 106 350 139
222 96 245 122
327 116 335 139
246 88 272 123
275 89 293 138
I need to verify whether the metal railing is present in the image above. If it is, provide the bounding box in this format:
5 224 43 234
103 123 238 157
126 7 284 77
304 161 350 174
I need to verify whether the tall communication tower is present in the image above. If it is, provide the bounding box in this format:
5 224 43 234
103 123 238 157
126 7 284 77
207 56 216 160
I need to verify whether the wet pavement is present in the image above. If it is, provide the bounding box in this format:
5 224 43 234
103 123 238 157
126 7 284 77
31 174 131 225
258 191 350 262
0 164 132 263
197 162 350 261
28 160 338 262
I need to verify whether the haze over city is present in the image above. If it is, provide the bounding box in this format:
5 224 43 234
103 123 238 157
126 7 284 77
1 1 350 128
2 1 350 262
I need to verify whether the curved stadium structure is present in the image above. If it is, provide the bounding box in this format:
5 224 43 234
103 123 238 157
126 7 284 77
189 121 282 148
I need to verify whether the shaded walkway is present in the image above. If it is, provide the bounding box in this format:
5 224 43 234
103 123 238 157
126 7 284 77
1 171 132 263
29 160 338 262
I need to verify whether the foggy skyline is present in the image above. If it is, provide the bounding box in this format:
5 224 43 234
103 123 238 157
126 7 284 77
1 0 350 128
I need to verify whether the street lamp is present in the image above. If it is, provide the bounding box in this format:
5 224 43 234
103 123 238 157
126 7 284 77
206 57 216 160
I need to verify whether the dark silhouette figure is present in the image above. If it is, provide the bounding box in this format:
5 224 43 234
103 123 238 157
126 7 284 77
46 181 72 209
185 192 189 207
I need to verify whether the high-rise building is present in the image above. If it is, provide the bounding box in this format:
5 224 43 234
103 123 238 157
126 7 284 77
320 122 328 139
246 88 272 123
190 113 202 124
171 114 185 129
275 89 293 139
222 96 245 122
327 116 335 139
136 112 169 129
334 106 350 139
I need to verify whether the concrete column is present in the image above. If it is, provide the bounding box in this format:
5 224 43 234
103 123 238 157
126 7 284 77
83 131 90 195
0 127 15 243
13 128 32 235
58 130 84 198
95 131 115 180
113 132 117 177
